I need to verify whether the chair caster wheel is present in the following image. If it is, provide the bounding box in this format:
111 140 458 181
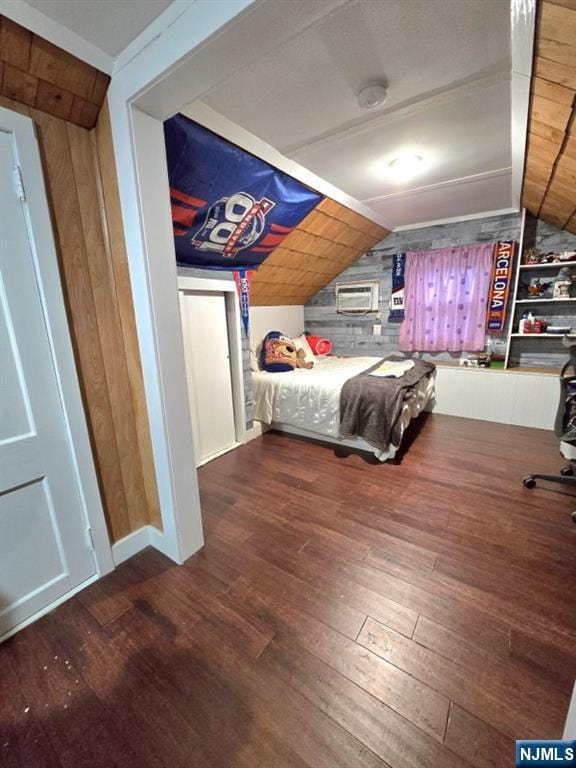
523 476 536 489
572 511 576 524
561 465 574 476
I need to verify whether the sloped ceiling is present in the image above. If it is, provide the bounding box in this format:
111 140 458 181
522 0 576 233
250 198 388 306
202 0 512 229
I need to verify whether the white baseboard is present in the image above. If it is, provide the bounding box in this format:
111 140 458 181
111 527 152 565
2 528 177 641
243 420 270 443
148 524 181 562
0 573 99 645
196 441 241 467
111 524 179 565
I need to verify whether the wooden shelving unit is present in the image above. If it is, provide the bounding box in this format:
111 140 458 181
515 297 576 304
518 260 576 270
511 333 576 338
503 210 576 369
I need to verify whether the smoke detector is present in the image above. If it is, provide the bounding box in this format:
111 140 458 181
357 83 388 109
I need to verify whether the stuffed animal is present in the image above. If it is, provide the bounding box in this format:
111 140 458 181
521 277 552 297
260 331 314 372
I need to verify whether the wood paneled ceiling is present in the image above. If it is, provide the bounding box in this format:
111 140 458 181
522 0 576 234
0 16 109 129
250 198 389 306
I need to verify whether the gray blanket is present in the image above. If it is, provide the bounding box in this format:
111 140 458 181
339 356 435 450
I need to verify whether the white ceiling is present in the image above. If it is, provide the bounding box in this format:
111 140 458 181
200 0 513 228
22 0 173 58
8 0 517 229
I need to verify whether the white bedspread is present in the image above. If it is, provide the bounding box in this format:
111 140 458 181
252 356 380 438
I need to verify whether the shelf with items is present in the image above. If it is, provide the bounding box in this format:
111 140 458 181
503 211 576 371
519 260 576 270
510 333 576 338
515 297 576 304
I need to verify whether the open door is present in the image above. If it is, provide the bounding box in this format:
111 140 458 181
0 118 102 638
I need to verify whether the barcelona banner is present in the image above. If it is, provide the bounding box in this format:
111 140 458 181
485 240 516 333
164 114 323 270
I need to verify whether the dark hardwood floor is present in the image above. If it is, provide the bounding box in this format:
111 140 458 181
2 414 576 768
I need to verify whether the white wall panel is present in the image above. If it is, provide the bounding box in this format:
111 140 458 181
249 305 305 347
432 367 557 430
513 374 558 430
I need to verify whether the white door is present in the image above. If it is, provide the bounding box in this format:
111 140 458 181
0 129 96 637
179 291 237 465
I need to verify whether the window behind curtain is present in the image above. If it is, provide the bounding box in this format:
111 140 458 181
399 243 494 353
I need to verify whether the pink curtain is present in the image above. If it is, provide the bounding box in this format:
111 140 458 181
399 243 493 352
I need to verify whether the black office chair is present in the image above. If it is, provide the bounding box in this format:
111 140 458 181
523 337 576 523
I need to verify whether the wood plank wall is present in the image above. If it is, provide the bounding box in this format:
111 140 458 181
94 102 162 534
522 0 576 233
0 92 161 542
0 16 109 129
250 198 389 305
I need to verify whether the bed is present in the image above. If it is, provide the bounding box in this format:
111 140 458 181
252 355 435 461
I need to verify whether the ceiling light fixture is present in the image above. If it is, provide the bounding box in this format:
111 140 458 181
386 153 423 182
357 83 388 109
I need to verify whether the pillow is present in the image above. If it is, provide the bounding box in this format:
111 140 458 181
259 331 314 372
293 334 315 366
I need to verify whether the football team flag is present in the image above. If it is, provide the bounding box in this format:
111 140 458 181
164 114 323 270
388 253 406 322
233 269 252 335
486 241 516 333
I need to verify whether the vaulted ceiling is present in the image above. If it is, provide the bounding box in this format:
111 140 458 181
7 0 574 306
250 199 388 306
522 0 576 234
200 0 512 229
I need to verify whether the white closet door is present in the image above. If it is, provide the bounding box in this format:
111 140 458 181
0 130 96 637
180 291 237 465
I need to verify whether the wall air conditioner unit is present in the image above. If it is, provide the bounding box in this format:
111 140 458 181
335 280 379 314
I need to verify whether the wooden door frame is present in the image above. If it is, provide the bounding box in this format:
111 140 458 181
0 108 114 583
178 275 248 457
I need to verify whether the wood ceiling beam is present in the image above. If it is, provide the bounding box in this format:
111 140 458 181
522 1 576 233
0 16 109 129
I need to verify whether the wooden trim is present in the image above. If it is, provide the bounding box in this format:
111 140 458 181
32 108 134 540
0 92 161 544
111 526 152 566
522 1 576 231
94 101 162 531
0 15 109 128
68 119 150 534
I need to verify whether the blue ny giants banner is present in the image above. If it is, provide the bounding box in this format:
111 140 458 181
388 253 406 323
164 114 323 270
